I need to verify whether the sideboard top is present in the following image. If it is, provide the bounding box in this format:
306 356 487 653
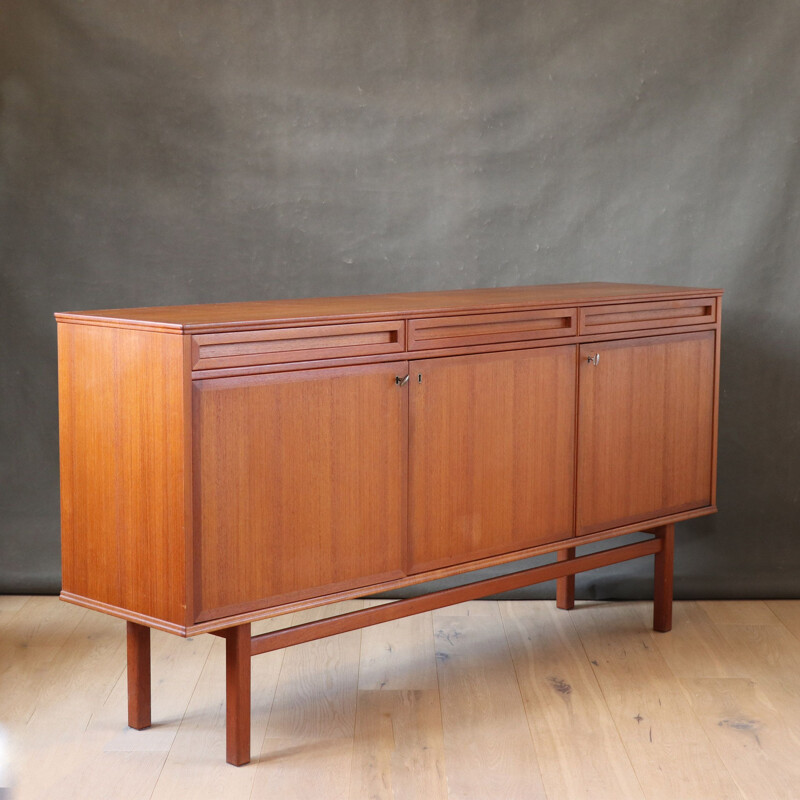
55 281 723 333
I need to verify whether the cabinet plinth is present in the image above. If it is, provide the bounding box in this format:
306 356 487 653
56 281 722 765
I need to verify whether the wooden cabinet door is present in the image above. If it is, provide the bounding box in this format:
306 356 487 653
576 331 716 535
408 346 576 573
193 362 407 621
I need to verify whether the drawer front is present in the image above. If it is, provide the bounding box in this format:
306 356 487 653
408 308 576 350
192 320 404 370
579 298 717 335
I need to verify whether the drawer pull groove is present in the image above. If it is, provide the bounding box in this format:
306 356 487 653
409 309 576 350
579 298 716 334
192 321 404 370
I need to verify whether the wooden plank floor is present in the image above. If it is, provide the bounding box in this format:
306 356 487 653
3 597 800 799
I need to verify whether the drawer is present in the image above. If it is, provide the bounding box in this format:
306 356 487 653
408 308 576 350
579 297 717 335
192 320 404 370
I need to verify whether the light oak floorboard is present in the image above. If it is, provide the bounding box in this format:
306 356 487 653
0 597 87 727
569 601 744 798
764 600 800 641
644 601 800 798
150 619 283 800
681 677 800 799
357 600 439 692
501 601 644 799
698 600 782 626
8 607 160 800
432 601 547 800
250 601 364 800
8 598 800 799
633 600 749 679
711 622 800 723
0 596 31 632
351 600 446 800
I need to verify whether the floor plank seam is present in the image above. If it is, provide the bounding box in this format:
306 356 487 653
430 610 451 799
346 627 365 800
149 635 216 799
567 604 649 800
251 618 291 779
497 603 550 800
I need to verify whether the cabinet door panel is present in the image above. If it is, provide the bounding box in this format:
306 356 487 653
577 332 715 535
193 362 407 620
408 346 576 573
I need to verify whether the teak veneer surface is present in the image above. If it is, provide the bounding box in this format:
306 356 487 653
194 362 407 621
408 346 576 573
576 331 716 534
57 281 721 637
55 282 722 332
55 281 721 766
57 323 191 627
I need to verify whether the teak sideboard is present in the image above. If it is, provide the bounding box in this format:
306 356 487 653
56 282 722 765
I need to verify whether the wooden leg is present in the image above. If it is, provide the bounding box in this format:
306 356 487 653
653 524 675 632
225 623 252 766
556 547 576 610
127 621 151 729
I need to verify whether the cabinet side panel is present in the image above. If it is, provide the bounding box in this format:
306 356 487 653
58 322 188 626
710 301 722 507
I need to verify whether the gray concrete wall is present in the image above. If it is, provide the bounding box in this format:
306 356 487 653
2 0 799 598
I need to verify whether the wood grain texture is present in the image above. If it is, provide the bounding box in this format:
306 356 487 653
710 297 722 506
0 595 30 632
357 600 439 692
150 618 284 800
556 548 576 610
224 624 251 766
352 602 446 800
21 599 800 799
501 601 644 799
56 504 714 638
0 596 88 727
5 602 168 800
350 689 446 800
765 600 800 636
433 603 547 799
576 331 716 535
58 283 721 639
570 602 744 798
58 322 190 627
126 622 151 730
408 308 575 349
193 362 407 621
635 601 746 679
188 320 719 382
653 524 675 632
252 602 364 800
579 297 717 334
192 320 404 370
709 616 800 750
55 282 722 332
247 537 662 655
55 282 722 770
681 677 800 799
700 600 782 626
409 346 576 573
648 601 800 799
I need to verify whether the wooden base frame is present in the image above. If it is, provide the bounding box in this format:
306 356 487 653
126 621 151 730
125 525 675 766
